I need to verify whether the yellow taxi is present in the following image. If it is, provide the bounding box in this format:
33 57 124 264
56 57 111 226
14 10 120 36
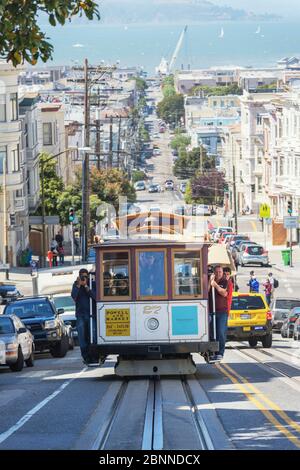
227 292 272 348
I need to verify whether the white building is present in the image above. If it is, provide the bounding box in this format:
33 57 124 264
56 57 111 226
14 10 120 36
0 61 28 266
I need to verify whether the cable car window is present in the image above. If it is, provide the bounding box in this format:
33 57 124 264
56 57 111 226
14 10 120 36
137 250 167 299
102 251 130 298
173 251 202 297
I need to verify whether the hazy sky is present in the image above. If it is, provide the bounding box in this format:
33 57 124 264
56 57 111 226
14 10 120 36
212 0 300 17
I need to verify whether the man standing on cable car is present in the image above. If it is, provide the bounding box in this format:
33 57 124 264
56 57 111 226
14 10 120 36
208 265 229 361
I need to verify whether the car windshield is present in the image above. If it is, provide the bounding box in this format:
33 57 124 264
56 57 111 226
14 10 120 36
231 296 266 310
275 299 300 310
5 300 54 319
0 317 15 334
53 296 75 312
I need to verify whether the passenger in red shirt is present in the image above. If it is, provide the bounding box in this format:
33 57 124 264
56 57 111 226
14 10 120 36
223 267 233 313
208 265 229 360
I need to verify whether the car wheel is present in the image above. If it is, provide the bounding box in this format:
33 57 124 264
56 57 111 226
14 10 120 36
10 347 24 372
69 334 75 351
261 333 272 348
249 337 258 347
25 349 34 367
50 335 69 358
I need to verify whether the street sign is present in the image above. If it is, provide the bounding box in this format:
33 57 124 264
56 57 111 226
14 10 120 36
259 203 271 219
265 218 272 225
0 264 10 270
283 216 298 229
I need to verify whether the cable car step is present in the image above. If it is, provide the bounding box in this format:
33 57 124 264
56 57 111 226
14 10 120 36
115 356 197 377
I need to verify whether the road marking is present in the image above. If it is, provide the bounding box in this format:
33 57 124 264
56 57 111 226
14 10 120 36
217 363 300 448
0 366 87 445
250 221 258 231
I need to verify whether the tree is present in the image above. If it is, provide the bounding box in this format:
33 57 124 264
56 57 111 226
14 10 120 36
132 170 147 183
157 93 184 126
190 169 226 205
170 133 191 151
0 1 100 66
133 76 148 93
189 84 243 97
89 167 136 209
35 154 64 217
174 147 216 179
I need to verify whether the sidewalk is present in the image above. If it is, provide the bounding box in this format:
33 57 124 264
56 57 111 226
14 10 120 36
269 246 300 276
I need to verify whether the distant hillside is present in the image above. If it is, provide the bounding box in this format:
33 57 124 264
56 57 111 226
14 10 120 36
98 0 280 24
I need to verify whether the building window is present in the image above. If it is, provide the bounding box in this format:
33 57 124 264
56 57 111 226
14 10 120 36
0 146 7 174
10 93 18 121
257 176 263 193
12 145 20 172
15 189 23 198
256 115 262 126
0 94 6 122
43 122 52 145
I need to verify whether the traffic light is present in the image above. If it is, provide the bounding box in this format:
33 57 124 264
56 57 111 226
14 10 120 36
288 199 293 215
69 207 75 222
9 213 16 226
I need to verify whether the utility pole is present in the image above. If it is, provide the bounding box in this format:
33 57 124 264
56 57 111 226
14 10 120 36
81 58 90 263
95 119 101 170
3 155 9 279
117 117 122 169
233 164 238 233
108 116 113 168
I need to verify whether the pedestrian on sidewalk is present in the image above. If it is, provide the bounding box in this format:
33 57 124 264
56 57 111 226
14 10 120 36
247 271 260 293
47 250 53 268
58 245 64 265
52 248 58 267
263 277 273 306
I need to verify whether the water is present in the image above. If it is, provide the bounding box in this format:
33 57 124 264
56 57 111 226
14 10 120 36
42 21 300 73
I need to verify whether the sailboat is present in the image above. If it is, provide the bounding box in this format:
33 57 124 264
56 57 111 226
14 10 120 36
219 27 224 39
255 26 261 34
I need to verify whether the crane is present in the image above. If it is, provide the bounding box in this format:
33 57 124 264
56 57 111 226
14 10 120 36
156 25 188 76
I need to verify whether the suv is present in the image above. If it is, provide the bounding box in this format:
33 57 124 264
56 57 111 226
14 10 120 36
0 283 22 305
3 297 70 358
134 181 146 191
271 297 300 332
228 293 273 348
165 179 174 190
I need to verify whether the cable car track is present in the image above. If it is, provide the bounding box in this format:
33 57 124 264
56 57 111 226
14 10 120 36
227 344 300 384
92 376 215 450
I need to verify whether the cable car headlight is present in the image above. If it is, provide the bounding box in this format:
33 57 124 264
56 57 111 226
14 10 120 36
147 318 159 331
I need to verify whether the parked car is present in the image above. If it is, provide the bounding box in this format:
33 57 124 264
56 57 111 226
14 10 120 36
227 235 250 250
165 180 174 190
293 313 300 341
271 298 300 332
281 308 300 338
213 226 234 242
219 232 234 244
239 243 269 267
134 181 146 191
3 297 70 358
192 204 211 216
0 314 35 372
228 293 273 348
0 283 22 305
235 241 258 266
52 294 77 348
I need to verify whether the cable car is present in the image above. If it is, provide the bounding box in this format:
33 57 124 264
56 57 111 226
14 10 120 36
87 211 220 376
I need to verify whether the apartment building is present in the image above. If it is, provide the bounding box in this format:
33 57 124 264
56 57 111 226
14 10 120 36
0 61 28 266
